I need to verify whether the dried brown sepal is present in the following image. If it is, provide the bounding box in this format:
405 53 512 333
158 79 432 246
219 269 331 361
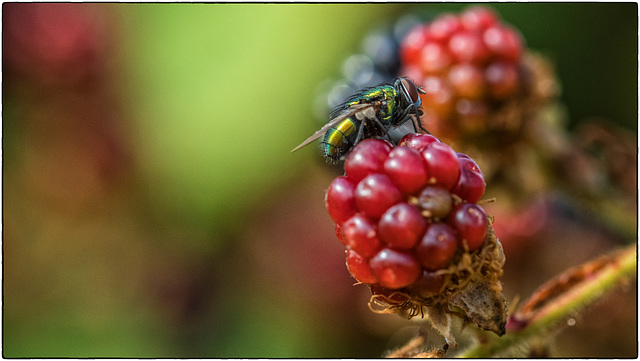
368 218 508 340
449 275 508 335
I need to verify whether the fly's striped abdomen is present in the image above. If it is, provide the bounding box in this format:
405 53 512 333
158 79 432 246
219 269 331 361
322 117 359 160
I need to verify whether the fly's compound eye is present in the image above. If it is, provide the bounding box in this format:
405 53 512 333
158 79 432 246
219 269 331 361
400 78 422 106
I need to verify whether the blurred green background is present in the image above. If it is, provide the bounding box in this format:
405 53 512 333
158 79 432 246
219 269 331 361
2 3 637 357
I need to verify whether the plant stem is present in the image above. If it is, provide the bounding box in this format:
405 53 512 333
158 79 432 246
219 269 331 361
456 244 637 358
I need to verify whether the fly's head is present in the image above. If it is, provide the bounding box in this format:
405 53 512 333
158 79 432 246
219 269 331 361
396 77 425 114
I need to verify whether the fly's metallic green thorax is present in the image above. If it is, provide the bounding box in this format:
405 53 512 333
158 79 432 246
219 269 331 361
344 85 397 122
292 78 427 162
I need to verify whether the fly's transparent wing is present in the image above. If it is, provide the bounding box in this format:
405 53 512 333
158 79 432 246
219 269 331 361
291 103 373 152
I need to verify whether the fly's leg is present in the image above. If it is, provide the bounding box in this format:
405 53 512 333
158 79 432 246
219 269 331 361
414 107 430 134
413 106 430 134
396 103 431 134
367 114 399 145
353 118 368 146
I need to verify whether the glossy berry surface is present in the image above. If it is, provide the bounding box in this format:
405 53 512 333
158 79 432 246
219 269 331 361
326 176 357 224
326 136 491 292
355 174 403 219
416 223 458 270
346 249 377 284
398 133 440 151
345 139 392 182
452 153 486 203
370 248 421 289
450 202 489 250
421 142 461 190
342 214 382 258
383 146 428 194
378 202 427 249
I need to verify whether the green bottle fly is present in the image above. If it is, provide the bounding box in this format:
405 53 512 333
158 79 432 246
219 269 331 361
292 78 427 161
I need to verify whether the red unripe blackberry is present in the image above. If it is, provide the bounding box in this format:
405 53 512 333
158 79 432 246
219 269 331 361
398 133 440 151
460 6 498 31
342 214 382 258
326 176 357 224
378 202 427 250
421 142 461 190
415 223 459 270
346 249 377 284
344 139 393 182
370 248 421 289
453 154 486 203
398 6 529 143
325 138 494 304
355 173 403 219
383 146 428 194
450 203 489 251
